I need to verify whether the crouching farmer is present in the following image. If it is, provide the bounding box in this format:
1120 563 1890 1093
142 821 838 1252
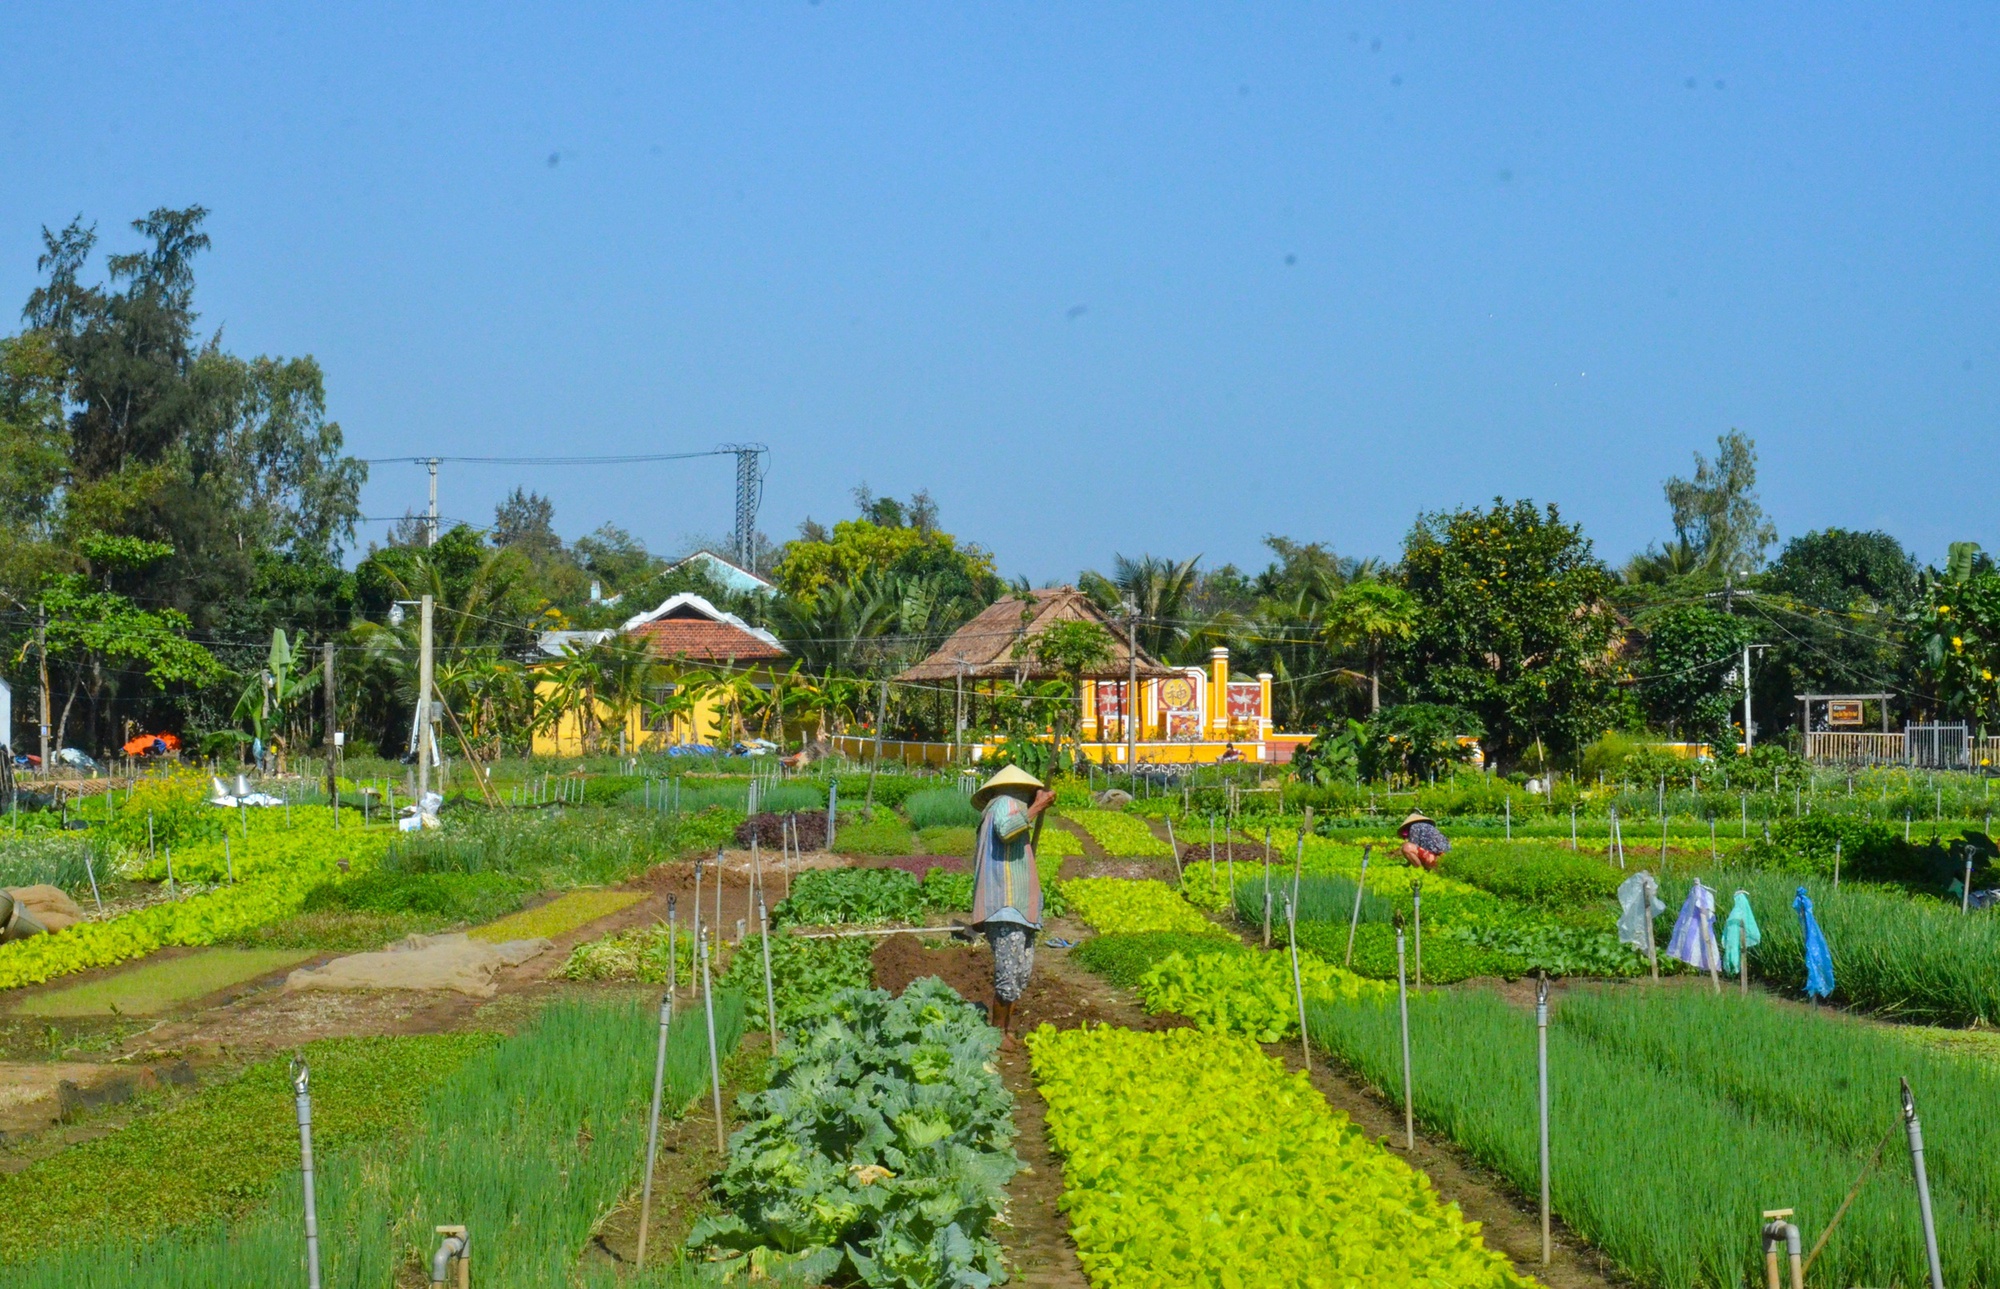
969 765 1054 1049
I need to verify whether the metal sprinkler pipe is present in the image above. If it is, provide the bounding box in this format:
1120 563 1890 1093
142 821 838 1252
1902 1078 1946 1289
291 1058 322 1289
1344 845 1371 968
635 991 672 1268
1759 1210 1802 1289
1537 974 1551 1266
1395 913 1413 1150
701 929 726 1154
429 1225 469 1287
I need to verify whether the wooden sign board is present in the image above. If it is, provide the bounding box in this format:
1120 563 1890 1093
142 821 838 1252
1827 700 1865 726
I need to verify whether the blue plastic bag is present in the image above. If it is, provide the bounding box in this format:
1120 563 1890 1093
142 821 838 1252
1793 887 1835 1000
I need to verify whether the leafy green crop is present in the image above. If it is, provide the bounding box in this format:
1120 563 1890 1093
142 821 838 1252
1439 841 1624 906
1062 877 1221 936
1137 948 1392 1040
1071 931 1252 988
719 931 877 1025
1062 809 1173 857
690 981 1018 1287
774 868 929 927
1028 1025 1531 1288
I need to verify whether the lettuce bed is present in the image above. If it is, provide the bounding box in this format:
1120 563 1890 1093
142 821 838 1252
1028 1025 1530 1289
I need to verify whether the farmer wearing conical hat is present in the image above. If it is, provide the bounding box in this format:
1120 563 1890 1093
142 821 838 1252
1398 810 1450 872
969 764 1055 1048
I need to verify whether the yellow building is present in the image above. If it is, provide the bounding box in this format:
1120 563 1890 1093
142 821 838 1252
530 593 788 755
889 587 1307 765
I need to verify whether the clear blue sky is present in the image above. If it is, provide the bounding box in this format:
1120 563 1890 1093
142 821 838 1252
4 4 1994 581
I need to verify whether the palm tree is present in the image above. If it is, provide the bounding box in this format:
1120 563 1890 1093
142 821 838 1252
1323 580 1420 712
1081 554 1202 660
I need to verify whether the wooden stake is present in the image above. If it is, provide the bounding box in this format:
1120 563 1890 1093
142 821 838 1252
1345 846 1371 968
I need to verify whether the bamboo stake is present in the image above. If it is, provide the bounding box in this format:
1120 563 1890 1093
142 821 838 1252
1536 974 1551 1266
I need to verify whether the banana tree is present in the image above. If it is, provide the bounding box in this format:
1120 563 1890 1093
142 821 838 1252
232 629 316 769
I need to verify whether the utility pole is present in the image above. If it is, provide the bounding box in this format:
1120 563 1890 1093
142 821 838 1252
425 458 440 547
323 642 339 806
1742 641 1755 750
721 444 768 572
416 595 435 808
1124 601 1140 774
35 607 49 769
954 661 966 767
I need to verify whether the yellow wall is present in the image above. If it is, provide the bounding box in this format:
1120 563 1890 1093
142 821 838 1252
530 666 779 755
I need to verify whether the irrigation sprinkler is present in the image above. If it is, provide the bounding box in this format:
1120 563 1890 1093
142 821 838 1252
1833 840 1841 889
1207 814 1216 879
1344 845 1371 967
291 1058 322 1289
1286 898 1309 1072
714 846 725 949
1901 1077 1946 1289
692 861 704 956
759 896 778 1051
1166 816 1181 880
701 928 726 1154
148 810 155 871
635 990 673 1269
430 1225 469 1288
1504 795 1511 840
1411 877 1423 990
1394 915 1413 1151
1536 974 1550 1266
1760 1210 1803 1289
167 848 177 901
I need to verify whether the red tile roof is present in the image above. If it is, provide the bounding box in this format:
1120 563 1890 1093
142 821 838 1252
628 617 786 662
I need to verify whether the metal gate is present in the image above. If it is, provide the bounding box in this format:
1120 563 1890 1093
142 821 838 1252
1905 723 1971 770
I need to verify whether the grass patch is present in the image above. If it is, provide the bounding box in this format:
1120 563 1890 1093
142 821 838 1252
225 910 434 953
904 787 981 830
301 870 529 922
9 949 316 1017
0 834 98 891
0 1032 497 1259
3 996 745 1286
385 806 737 885
468 889 644 942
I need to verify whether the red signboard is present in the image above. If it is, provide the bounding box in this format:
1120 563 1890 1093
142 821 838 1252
1226 682 1263 722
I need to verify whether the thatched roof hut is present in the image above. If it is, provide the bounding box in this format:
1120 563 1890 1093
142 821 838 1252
895 587 1176 683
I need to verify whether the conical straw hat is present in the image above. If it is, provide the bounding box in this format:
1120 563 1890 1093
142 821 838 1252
972 764 1045 808
1398 811 1435 834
